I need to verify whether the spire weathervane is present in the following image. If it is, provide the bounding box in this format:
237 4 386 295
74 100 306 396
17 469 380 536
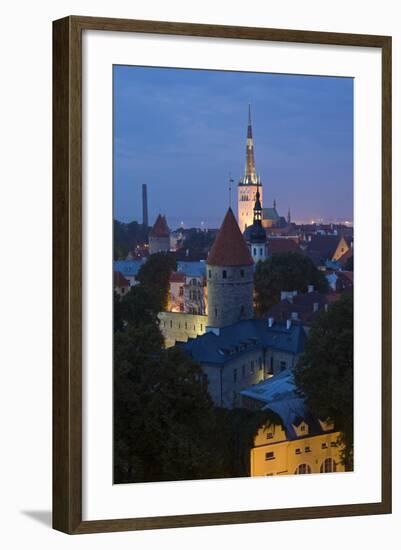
228 174 234 208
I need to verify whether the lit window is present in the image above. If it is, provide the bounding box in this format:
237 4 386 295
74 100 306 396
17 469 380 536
295 464 312 475
266 432 273 439
295 448 301 455
305 446 311 453
321 443 328 449
320 458 336 473
265 452 275 461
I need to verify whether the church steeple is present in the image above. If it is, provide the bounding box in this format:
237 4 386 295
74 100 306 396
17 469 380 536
253 182 263 226
249 182 267 262
244 104 257 185
237 106 264 234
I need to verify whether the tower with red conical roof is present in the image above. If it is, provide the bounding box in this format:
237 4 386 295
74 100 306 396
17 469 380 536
149 214 170 255
206 208 254 329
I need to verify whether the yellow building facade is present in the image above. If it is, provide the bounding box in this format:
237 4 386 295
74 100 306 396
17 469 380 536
250 422 344 476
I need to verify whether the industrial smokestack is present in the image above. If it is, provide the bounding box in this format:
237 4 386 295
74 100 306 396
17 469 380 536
142 184 149 227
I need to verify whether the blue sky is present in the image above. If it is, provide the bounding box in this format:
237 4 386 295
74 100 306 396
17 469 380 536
113 65 353 229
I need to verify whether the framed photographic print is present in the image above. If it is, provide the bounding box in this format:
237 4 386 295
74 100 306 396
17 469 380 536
53 16 392 534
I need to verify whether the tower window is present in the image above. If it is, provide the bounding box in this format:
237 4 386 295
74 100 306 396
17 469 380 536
222 270 227 279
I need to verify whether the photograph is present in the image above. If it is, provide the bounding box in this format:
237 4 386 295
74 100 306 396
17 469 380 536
112 64 354 484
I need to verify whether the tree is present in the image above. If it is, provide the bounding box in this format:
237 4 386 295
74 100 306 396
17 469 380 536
254 251 329 315
136 252 177 310
175 229 216 261
344 255 354 271
114 285 162 332
114 339 227 483
113 219 149 260
294 293 353 469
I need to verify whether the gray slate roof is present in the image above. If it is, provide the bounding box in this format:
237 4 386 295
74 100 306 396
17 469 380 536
240 369 325 440
182 320 306 365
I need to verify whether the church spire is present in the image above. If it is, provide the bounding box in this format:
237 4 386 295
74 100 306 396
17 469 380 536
253 182 262 226
244 104 257 184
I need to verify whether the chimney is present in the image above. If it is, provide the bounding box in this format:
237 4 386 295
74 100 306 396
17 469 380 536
308 284 314 293
268 317 274 328
286 319 292 330
313 302 319 312
142 184 149 227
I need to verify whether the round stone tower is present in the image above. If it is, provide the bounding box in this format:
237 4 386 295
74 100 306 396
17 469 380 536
207 208 254 329
149 214 170 255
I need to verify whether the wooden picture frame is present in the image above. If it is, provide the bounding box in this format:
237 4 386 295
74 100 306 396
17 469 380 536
53 15 392 534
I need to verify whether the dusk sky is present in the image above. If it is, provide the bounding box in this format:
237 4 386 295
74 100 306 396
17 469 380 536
113 65 353 229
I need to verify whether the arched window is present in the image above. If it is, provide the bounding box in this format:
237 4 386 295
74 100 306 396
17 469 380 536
294 464 312 475
320 458 336 473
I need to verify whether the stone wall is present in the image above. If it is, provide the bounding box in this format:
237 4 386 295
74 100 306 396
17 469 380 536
206 264 253 328
158 311 207 348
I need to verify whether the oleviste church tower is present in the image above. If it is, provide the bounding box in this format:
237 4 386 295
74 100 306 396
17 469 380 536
238 105 263 233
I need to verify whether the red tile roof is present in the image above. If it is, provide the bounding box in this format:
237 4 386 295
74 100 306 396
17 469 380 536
170 271 185 283
114 271 129 288
149 214 170 238
267 238 301 255
207 208 254 267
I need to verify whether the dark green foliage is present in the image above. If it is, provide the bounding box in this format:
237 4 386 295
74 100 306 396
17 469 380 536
175 228 216 261
213 408 283 478
136 252 177 310
114 285 161 331
113 219 149 260
294 293 354 469
254 251 329 315
344 255 354 271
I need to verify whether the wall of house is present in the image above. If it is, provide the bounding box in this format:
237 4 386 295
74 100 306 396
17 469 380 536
251 430 344 476
149 235 170 255
264 349 299 375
